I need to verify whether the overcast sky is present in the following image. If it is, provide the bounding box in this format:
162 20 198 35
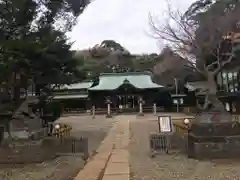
68 0 196 54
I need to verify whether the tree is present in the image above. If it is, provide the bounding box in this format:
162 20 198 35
133 54 158 72
75 40 134 78
0 0 89 137
0 0 89 103
100 40 128 52
184 0 215 19
153 47 194 88
150 1 240 117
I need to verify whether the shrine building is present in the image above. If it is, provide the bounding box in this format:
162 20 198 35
53 72 173 114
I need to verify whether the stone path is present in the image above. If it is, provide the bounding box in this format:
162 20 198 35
74 115 130 180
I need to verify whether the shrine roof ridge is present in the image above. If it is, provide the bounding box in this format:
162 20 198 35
99 71 153 77
89 71 164 91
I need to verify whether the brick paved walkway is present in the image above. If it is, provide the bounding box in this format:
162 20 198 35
74 116 130 180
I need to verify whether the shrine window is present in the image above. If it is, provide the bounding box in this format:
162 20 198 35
173 98 184 105
221 71 239 92
228 72 233 81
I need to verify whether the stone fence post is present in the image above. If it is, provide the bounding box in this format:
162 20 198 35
138 97 144 116
92 105 95 119
153 103 157 115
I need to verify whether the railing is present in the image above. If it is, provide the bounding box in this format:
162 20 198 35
63 108 87 114
47 123 89 157
50 123 72 138
173 123 189 134
93 106 166 114
172 114 240 135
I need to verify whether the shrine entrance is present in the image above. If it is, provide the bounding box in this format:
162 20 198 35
116 95 138 109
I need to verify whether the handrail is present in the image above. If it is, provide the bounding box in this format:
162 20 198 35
51 123 72 138
173 123 189 134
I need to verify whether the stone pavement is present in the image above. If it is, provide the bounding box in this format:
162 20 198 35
74 116 130 180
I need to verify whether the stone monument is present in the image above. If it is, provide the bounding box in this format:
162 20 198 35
188 93 240 159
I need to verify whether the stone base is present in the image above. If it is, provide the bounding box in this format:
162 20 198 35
188 135 240 159
106 114 112 118
138 113 144 116
190 121 240 137
170 134 188 152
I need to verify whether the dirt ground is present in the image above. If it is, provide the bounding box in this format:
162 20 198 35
130 114 240 180
3 113 240 180
0 115 115 180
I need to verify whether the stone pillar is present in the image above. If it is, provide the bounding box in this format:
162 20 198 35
92 105 95 119
138 97 144 116
106 98 112 118
153 103 157 115
107 103 110 115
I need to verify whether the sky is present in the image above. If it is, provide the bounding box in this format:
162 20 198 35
68 0 196 54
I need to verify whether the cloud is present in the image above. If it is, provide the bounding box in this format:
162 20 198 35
68 0 196 54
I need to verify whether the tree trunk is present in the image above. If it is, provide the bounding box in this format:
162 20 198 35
197 73 232 123
206 74 226 113
6 121 13 140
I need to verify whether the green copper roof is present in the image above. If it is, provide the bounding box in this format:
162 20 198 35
53 94 88 100
89 72 164 91
58 82 93 90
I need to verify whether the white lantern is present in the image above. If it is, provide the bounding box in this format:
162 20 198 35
183 118 190 125
54 124 60 129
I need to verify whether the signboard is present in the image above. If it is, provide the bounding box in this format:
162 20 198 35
157 116 173 133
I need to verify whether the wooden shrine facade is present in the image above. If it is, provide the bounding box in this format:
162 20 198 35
88 72 172 114
52 82 93 113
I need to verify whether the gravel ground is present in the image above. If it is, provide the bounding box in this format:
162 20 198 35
0 115 115 180
129 116 240 180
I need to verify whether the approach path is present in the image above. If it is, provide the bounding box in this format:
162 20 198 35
74 115 131 180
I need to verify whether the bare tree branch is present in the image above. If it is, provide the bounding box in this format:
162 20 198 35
149 0 240 76
149 1 240 114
